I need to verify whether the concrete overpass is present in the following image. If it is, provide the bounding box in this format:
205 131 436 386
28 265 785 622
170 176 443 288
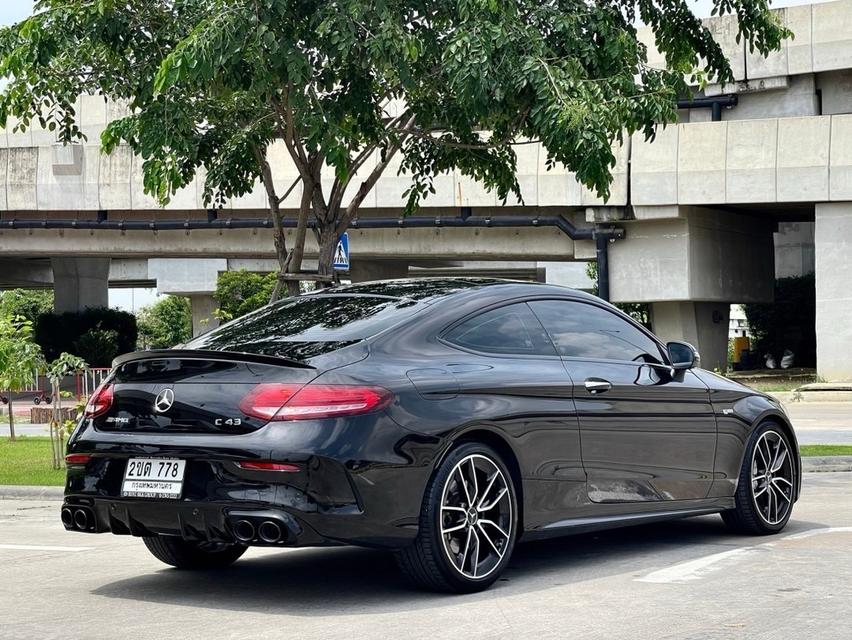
1 0 852 379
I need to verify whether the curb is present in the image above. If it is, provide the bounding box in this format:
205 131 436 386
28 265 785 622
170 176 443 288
0 485 64 500
802 456 852 473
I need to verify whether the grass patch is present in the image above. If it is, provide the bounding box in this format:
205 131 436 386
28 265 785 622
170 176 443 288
0 437 66 486
744 380 807 393
800 445 852 457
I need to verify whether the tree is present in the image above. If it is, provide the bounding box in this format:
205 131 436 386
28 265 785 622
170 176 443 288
45 352 87 469
0 289 53 325
0 317 46 441
0 1 788 299
138 295 192 349
214 270 278 322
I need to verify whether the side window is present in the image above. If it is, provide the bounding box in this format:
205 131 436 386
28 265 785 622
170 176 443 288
444 303 556 356
529 300 665 363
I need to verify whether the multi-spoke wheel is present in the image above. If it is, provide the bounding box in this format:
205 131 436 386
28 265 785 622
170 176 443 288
394 442 518 592
722 423 797 535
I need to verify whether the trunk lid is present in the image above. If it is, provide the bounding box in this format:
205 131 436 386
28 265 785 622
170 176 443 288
97 351 317 435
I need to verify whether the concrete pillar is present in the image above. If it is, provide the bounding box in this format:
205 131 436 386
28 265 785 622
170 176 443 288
651 301 731 373
50 257 110 313
188 294 219 337
348 260 409 283
815 203 852 381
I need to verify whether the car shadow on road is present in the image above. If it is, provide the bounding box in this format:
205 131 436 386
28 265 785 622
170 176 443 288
90 515 826 616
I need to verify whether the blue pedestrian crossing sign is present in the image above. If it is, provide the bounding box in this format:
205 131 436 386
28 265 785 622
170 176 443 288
333 232 350 271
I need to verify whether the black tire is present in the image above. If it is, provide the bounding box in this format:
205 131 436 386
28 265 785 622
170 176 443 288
142 536 247 570
722 422 796 535
394 442 518 593
44 396 52 405
33 397 40 405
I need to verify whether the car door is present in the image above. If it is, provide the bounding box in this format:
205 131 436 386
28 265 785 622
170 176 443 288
440 302 587 525
528 299 717 503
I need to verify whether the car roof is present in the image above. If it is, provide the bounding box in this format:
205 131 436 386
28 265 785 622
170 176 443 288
319 277 596 304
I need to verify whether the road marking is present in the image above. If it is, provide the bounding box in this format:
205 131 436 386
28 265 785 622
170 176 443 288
636 547 756 584
0 544 94 552
781 526 852 541
637 526 852 584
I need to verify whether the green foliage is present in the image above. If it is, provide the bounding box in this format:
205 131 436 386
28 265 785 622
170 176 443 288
0 289 53 325
35 307 137 365
45 352 87 387
72 327 119 368
0 316 45 391
585 261 651 328
138 295 192 348
214 270 277 322
0 0 790 279
744 274 816 367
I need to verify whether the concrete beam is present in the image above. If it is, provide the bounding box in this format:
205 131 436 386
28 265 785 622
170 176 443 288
0 226 577 261
609 206 775 304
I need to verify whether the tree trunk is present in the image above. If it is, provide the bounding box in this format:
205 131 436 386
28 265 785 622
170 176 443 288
316 225 340 288
7 396 15 441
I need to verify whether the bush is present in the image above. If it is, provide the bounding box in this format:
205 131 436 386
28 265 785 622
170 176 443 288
744 274 815 368
137 295 192 349
72 327 120 367
0 289 53 324
35 307 137 365
215 270 277 321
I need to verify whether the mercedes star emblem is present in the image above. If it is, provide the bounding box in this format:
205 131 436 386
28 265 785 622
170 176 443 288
153 388 175 413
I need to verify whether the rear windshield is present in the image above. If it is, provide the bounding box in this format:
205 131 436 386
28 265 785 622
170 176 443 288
186 294 420 359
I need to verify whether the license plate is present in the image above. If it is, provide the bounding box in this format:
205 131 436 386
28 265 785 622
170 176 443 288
121 458 186 499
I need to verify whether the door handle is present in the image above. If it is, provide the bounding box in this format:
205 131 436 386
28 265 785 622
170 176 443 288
584 378 612 394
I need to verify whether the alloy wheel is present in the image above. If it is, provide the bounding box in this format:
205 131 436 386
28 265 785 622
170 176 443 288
750 430 794 526
439 453 513 580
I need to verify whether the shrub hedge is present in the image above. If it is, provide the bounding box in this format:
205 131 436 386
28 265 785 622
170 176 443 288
35 307 137 366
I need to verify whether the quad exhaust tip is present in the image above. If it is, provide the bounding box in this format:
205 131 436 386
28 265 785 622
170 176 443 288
233 519 255 542
258 521 282 543
61 507 74 528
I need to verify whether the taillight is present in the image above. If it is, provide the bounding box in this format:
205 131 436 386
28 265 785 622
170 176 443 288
84 383 113 418
65 453 92 465
236 461 300 472
239 383 393 421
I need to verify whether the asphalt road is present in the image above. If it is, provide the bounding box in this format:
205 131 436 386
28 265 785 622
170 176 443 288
8 401 852 443
1 473 850 640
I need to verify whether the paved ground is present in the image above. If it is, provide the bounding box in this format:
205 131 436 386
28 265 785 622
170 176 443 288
6 401 852 444
1 473 850 640
784 402 852 444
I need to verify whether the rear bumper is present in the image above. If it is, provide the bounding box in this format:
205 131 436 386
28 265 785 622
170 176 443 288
62 414 439 549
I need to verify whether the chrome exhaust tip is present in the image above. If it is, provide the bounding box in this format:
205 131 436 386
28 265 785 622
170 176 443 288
233 519 256 542
61 507 74 528
258 520 282 543
73 509 89 530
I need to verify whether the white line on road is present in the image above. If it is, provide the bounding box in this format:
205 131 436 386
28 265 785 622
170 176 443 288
636 547 756 584
636 526 852 584
0 544 94 552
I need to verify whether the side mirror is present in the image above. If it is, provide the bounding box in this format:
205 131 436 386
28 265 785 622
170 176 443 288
667 341 700 370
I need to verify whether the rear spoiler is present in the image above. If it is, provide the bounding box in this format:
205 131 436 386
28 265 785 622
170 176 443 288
112 349 315 370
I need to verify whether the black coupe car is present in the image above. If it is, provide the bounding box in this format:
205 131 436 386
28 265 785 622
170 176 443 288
62 279 800 592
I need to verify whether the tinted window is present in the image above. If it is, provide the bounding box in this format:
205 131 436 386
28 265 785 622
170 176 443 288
444 303 555 356
187 295 420 358
529 300 665 363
